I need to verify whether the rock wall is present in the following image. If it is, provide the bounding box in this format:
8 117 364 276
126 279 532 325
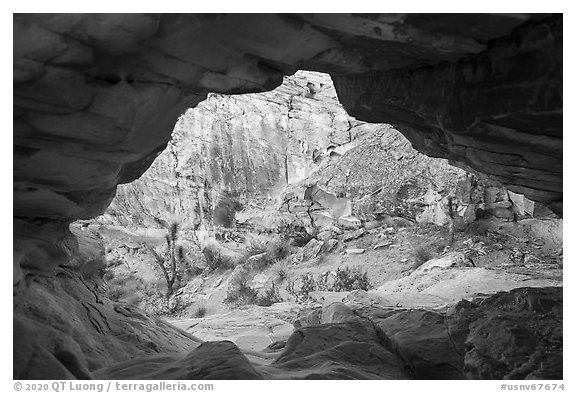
105 71 540 231
332 15 562 209
100 69 555 246
14 229 202 379
14 14 562 226
105 71 362 229
14 12 562 283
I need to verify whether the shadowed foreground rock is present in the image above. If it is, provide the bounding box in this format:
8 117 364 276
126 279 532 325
89 287 561 380
13 266 202 379
95 341 263 380
358 286 563 379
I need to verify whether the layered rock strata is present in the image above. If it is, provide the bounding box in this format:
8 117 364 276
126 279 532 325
105 71 551 234
14 14 562 226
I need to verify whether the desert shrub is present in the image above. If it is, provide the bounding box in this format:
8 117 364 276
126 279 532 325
203 244 234 270
248 238 290 259
139 295 171 316
286 273 317 302
315 271 331 291
276 223 314 247
108 274 132 287
412 246 433 268
256 284 283 307
106 274 142 302
141 281 159 297
224 283 259 306
300 273 316 295
247 253 275 271
275 268 288 284
165 296 188 316
213 195 242 228
124 293 142 306
465 219 492 238
186 264 205 278
193 306 207 318
243 238 292 271
225 281 284 307
268 242 290 261
107 286 127 302
332 266 371 292
102 270 115 281
286 279 296 298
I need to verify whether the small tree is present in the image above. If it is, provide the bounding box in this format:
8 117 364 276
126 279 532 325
107 136 202 298
145 221 185 298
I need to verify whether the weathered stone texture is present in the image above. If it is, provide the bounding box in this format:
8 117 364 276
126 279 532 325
14 14 562 223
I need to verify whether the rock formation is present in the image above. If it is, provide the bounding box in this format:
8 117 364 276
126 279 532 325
104 71 361 229
14 11 563 291
13 13 563 381
92 287 561 380
14 14 562 227
104 70 552 234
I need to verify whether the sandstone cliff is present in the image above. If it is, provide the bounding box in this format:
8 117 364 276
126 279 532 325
105 71 548 234
14 14 562 227
105 71 360 229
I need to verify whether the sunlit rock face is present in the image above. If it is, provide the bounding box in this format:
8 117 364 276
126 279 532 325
14 13 562 225
102 72 470 230
105 71 363 229
106 71 550 233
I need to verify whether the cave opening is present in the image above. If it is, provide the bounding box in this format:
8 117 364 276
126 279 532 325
13 14 563 381
79 70 562 378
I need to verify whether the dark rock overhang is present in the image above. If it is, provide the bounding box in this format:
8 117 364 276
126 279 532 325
13 13 562 220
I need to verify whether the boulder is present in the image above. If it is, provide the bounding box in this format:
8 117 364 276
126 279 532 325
273 321 410 379
317 230 333 241
356 286 562 380
413 252 473 274
363 220 383 230
310 211 335 228
508 191 535 217
95 341 263 379
226 264 251 292
293 239 324 262
321 239 340 253
338 216 362 230
341 227 367 242
485 207 516 220
245 252 271 271
447 287 563 379
369 309 465 379
484 187 505 203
